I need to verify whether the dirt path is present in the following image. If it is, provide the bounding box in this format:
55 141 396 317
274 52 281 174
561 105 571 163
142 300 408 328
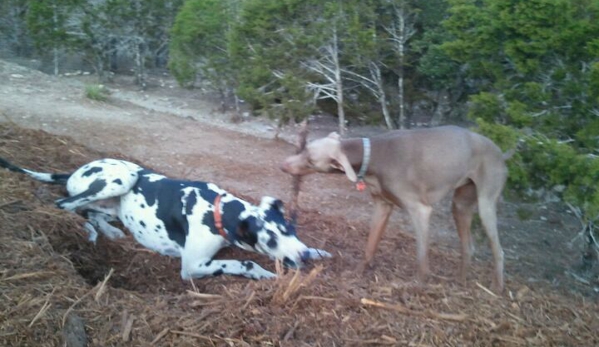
1 59 596 296
0 60 411 230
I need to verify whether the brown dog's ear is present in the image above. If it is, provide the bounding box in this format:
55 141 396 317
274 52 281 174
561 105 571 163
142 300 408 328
332 147 357 182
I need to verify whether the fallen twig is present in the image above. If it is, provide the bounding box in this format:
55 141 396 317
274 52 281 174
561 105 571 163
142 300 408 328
360 298 468 322
1 271 55 282
94 268 114 302
475 282 499 298
283 320 300 341
0 200 21 209
29 288 55 327
62 287 96 327
62 269 113 327
121 312 135 342
242 290 256 310
186 290 223 300
170 330 215 343
150 328 170 345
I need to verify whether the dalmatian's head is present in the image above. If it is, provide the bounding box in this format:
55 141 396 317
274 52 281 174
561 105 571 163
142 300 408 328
232 197 312 268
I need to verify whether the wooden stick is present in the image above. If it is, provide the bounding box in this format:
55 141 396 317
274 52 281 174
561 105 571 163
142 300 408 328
289 119 309 225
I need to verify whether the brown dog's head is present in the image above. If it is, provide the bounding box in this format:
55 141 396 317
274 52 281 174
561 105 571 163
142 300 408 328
280 132 358 182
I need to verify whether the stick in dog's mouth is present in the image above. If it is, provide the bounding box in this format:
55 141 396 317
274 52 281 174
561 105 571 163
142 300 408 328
289 119 309 225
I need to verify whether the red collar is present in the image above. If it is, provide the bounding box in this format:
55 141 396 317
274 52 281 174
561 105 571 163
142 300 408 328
213 194 227 239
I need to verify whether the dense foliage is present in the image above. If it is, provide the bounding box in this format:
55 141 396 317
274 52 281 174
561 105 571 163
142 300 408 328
443 0 599 248
1 0 182 84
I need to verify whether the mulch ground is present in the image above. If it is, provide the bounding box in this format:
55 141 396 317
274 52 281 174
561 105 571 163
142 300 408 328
0 123 598 346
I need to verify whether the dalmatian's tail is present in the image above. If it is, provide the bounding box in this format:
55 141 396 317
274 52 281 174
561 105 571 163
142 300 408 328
0 157 71 185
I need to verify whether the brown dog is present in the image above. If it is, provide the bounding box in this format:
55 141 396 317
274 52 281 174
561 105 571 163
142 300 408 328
281 125 511 292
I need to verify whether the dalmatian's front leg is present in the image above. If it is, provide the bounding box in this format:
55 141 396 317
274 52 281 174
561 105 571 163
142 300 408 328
180 231 276 280
181 258 276 280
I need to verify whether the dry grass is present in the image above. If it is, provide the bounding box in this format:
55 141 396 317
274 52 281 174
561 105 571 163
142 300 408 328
0 123 598 346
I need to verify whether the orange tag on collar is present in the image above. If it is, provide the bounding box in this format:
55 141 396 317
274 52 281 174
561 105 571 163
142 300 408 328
356 181 366 191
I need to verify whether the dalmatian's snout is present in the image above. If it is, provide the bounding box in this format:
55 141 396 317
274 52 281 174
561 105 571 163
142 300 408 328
282 250 312 269
300 250 312 263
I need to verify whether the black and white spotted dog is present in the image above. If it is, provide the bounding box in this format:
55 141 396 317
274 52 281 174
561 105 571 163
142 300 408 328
0 157 331 280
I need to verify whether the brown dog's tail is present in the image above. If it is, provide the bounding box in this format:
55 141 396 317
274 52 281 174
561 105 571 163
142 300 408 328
0 157 71 185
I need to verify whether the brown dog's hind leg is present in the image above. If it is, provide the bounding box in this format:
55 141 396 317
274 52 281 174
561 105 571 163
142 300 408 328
452 181 478 284
478 196 504 293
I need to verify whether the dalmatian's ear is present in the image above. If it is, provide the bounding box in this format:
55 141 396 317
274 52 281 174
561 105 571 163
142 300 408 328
259 197 285 214
236 219 258 244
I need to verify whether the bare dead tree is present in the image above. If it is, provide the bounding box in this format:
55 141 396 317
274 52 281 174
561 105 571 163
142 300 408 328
385 1 417 129
345 61 394 129
0 1 30 56
567 203 599 271
303 26 347 135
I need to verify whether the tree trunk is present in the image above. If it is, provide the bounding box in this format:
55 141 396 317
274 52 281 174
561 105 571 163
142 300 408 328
219 88 226 113
52 1 59 76
94 54 105 82
372 64 394 129
387 3 416 130
337 84 345 135
397 7 406 129
398 75 406 129
233 90 241 115
53 47 59 76
332 30 345 135
580 225 599 272
431 90 449 126
380 93 393 129
135 41 146 90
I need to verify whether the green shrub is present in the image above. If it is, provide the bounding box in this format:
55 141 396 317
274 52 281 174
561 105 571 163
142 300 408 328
506 101 533 127
476 121 599 229
85 84 109 102
516 207 533 221
474 119 529 189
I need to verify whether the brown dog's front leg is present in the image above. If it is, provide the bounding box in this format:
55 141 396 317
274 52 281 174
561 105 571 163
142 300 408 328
362 199 393 269
406 202 433 283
